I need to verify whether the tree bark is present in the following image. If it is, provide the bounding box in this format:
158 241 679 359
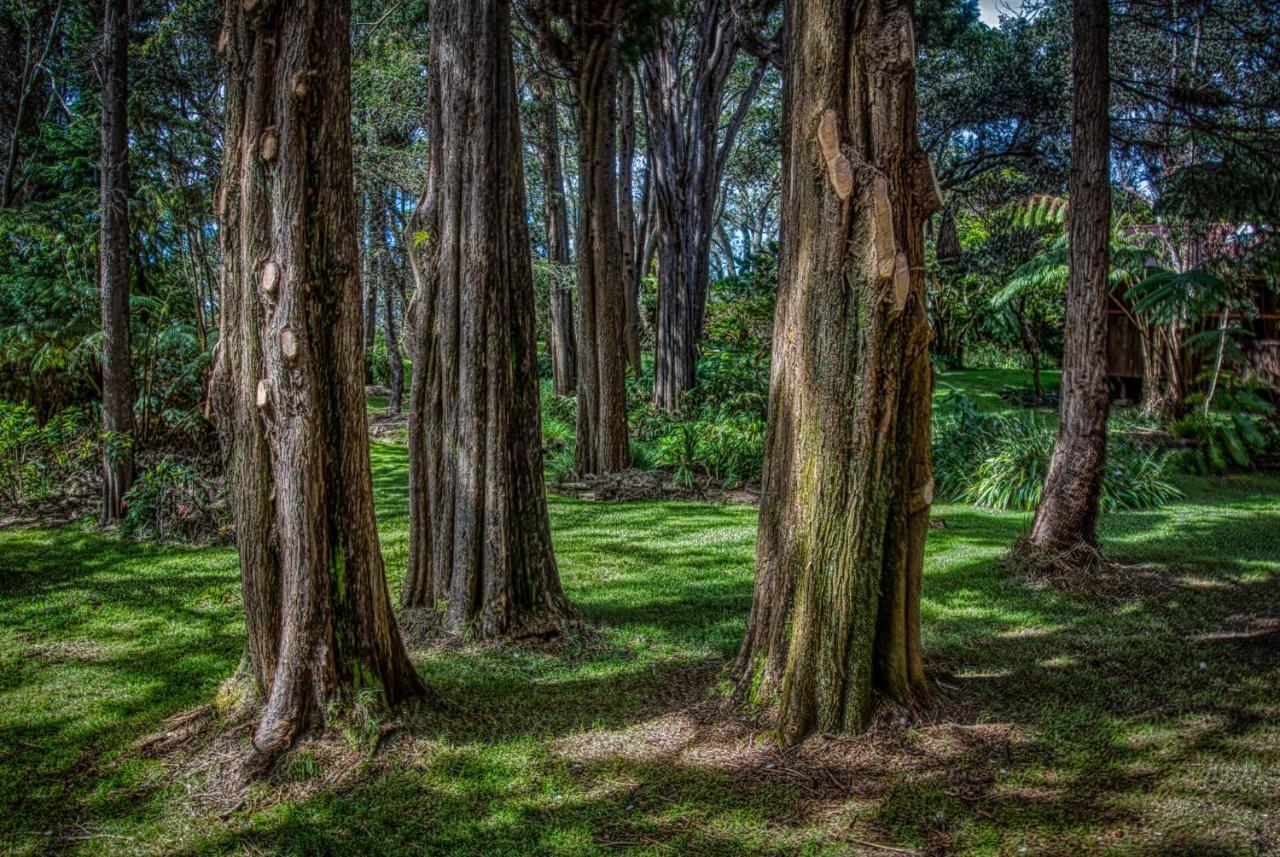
734 0 941 743
618 72 642 374
531 73 577 397
639 5 768 411
210 0 426 780
570 0 630 473
1140 321 1183 420
1027 0 1111 554
99 0 134 522
401 0 573 638
373 190 404 414
363 191 378 382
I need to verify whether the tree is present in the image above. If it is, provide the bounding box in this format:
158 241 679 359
209 0 425 779
371 189 404 414
98 0 133 521
524 0 631 474
1024 0 1112 557
400 0 573 638
530 71 578 397
638 0 770 411
733 0 941 741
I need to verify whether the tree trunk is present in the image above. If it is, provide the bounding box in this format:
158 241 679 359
374 191 404 414
1015 299 1045 402
571 0 630 473
640 7 768 411
618 72 643 374
734 0 941 743
363 192 378 383
531 73 578 398
99 0 134 522
1140 321 1184 420
210 0 426 780
401 0 573 638
1027 0 1111 554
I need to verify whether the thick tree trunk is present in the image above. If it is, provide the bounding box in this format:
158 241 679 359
1027 0 1111 554
531 74 578 398
571 0 630 473
401 0 573 638
374 192 404 414
99 0 134 522
734 0 941 743
210 0 426 780
640 7 768 411
618 72 643 374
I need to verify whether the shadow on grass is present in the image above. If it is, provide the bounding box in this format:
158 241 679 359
2 458 1277 854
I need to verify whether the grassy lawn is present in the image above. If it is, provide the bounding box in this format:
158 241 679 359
1 373 1277 855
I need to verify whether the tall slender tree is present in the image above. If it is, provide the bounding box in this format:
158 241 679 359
734 0 942 742
617 71 642 373
372 189 404 414
1025 0 1112 557
210 0 426 779
525 0 631 474
531 72 578 397
639 0 770 411
98 0 134 521
401 0 573 637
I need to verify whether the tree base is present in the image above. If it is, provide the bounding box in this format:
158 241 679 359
1001 537 1108 591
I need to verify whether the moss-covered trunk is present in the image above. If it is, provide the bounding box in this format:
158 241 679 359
210 0 425 780
734 0 940 743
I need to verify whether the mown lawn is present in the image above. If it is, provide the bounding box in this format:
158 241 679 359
1 374 1277 856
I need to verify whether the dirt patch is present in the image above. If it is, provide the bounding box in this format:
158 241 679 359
0 475 98 529
367 409 409 440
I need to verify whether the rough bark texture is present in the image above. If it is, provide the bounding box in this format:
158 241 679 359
531 74 577 398
1140 322 1184 420
617 72 643 374
401 0 573 638
210 0 425 779
639 3 768 411
99 0 134 522
571 0 630 473
1027 0 1112 553
373 192 404 414
734 0 940 743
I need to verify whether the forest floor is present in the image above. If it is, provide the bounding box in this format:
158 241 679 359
1 371 1278 856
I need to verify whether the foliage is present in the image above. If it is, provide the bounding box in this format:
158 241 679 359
121 457 228 544
0 402 95 504
650 413 766 488
1169 381 1277 474
933 395 1182 512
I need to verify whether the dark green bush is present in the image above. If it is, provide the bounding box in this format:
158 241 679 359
121 458 229 544
0 402 95 504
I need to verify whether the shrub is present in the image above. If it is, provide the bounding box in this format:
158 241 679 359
122 458 228 543
956 415 1181 512
959 416 1054 510
931 395 1005 499
1169 385 1276 474
0 402 95 504
651 415 766 488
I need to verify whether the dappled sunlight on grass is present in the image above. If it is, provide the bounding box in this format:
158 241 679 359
1 434 1277 854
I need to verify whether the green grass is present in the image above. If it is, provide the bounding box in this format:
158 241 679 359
936 368 1062 413
2 373 1278 855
